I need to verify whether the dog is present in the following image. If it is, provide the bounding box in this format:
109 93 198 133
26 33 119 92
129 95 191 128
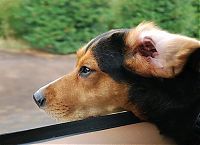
33 22 200 145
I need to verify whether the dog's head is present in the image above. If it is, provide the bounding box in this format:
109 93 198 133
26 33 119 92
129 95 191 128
33 22 200 122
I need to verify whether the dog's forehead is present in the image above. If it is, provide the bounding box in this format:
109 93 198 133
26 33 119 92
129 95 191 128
77 29 129 61
84 29 129 52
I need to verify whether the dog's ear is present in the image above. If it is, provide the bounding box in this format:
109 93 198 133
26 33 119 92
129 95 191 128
124 22 200 78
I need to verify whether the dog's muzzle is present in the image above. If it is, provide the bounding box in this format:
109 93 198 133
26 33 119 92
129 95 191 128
33 89 46 108
33 77 62 108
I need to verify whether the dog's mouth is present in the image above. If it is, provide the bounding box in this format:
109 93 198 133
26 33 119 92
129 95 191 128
42 102 122 122
44 110 97 122
44 108 72 122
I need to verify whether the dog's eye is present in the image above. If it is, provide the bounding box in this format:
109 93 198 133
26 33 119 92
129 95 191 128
79 66 92 78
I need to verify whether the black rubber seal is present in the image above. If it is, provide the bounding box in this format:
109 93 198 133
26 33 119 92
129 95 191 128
0 111 141 144
194 113 200 134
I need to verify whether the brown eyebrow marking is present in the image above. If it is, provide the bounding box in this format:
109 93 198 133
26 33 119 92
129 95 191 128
76 47 85 61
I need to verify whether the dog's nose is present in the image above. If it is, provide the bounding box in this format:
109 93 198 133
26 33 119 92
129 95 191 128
33 91 46 108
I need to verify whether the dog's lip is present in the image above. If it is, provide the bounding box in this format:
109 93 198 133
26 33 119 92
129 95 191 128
85 116 96 119
39 106 46 109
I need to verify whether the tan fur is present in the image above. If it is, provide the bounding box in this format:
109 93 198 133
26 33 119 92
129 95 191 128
43 49 145 122
124 22 200 78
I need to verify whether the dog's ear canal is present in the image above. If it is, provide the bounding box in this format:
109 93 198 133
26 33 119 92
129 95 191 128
123 22 200 78
136 36 158 58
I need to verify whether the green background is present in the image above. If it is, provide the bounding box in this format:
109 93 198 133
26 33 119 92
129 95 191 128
0 0 199 54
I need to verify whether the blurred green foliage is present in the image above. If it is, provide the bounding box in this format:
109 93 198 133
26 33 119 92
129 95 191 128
110 0 199 36
0 0 22 37
0 0 199 54
8 0 109 53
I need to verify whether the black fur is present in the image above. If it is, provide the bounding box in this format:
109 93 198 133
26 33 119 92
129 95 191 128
129 48 200 145
92 31 200 145
92 30 132 82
